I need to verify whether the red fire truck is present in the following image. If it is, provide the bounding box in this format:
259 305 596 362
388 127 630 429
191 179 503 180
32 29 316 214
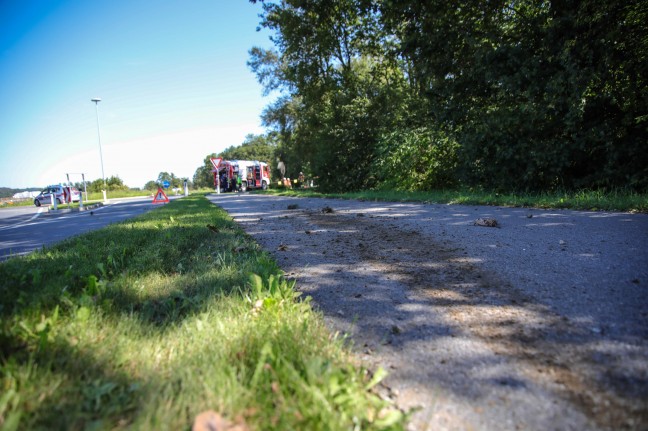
211 159 271 192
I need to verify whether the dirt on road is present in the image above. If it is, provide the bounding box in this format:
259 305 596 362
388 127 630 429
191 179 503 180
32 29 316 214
207 193 648 431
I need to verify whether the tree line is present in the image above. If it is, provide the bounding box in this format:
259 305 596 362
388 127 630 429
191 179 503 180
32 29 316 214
73 174 189 193
246 0 647 193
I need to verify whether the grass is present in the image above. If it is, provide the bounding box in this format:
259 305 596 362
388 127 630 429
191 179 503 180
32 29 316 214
84 189 155 201
0 194 405 430
263 187 648 213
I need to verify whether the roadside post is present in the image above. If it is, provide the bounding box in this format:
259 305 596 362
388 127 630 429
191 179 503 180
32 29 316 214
82 173 88 202
66 174 71 209
51 193 57 210
210 157 222 194
184 180 188 197
63 186 70 209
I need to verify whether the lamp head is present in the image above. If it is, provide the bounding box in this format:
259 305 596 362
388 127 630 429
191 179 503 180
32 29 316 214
91 98 102 103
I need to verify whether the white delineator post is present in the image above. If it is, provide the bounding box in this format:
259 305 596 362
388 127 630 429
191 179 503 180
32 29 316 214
91 98 108 203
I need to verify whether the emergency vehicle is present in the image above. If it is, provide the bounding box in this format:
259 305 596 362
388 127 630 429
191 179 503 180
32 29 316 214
33 185 81 206
212 159 271 192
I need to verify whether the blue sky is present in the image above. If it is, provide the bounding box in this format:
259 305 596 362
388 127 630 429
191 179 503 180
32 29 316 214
0 0 273 189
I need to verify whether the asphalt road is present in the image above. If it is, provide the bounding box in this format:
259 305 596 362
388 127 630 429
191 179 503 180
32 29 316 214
208 193 648 430
0 196 179 261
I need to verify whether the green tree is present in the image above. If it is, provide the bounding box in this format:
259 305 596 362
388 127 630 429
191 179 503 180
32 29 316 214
193 154 218 189
380 0 648 191
88 176 128 192
106 176 128 191
251 0 647 192
144 180 158 191
220 133 276 162
156 172 182 188
250 0 409 191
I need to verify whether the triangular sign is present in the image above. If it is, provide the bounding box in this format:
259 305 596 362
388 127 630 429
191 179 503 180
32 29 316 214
152 188 170 204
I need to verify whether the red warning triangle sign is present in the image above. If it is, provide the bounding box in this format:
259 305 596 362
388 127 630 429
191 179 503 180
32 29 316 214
152 188 169 204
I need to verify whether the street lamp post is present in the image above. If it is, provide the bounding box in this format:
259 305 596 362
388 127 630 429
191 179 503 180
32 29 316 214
91 97 107 202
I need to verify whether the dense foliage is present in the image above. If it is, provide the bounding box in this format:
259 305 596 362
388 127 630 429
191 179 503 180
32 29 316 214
249 0 647 192
87 175 129 192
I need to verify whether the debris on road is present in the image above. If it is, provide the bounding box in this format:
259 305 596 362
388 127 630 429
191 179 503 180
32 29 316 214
474 217 499 227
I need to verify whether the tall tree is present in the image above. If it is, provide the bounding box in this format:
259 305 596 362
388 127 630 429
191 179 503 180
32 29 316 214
219 133 277 162
251 0 647 192
380 0 648 190
250 0 409 191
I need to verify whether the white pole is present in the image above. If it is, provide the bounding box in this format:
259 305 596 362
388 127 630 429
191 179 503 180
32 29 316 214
82 173 88 202
91 98 107 202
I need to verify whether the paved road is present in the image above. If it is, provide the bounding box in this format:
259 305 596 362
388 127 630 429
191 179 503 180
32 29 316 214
0 196 179 261
208 193 648 431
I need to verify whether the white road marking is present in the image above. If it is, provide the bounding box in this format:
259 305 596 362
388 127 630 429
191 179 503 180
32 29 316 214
0 208 45 231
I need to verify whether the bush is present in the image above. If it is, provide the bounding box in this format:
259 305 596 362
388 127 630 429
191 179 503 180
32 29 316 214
374 127 459 191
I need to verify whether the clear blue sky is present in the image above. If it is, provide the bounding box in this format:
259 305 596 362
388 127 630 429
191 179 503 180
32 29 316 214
0 0 273 189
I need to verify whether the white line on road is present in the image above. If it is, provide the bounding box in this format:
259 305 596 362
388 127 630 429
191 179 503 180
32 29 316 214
0 208 45 231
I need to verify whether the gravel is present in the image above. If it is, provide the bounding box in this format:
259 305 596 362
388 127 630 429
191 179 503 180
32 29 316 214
207 193 648 431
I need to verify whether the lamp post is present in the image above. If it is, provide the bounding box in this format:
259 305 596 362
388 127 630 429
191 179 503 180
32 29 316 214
91 97 107 202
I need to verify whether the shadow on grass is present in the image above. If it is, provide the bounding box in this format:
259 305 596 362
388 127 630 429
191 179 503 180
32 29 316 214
0 196 277 325
0 196 294 428
6 336 143 429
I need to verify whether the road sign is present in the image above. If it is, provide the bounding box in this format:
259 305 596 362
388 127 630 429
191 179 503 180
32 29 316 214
210 157 222 170
152 188 169 204
162 180 170 188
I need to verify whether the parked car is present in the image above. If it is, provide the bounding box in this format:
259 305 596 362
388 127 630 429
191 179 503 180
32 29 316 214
33 185 81 206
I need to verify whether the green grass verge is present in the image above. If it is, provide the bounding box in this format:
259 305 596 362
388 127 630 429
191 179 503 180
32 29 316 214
84 189 154 201
263 188 648 213
0 194 405 430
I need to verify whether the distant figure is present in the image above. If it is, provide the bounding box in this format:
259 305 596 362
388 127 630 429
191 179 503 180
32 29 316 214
277 159 286 179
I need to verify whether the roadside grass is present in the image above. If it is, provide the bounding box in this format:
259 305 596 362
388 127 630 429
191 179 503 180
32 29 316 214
0 200 34 208
84 189 154 201
264 188 648 213
0 194 405 430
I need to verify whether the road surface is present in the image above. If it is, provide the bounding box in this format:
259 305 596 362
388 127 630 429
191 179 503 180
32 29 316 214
0 196 178 261
208 193 648 431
